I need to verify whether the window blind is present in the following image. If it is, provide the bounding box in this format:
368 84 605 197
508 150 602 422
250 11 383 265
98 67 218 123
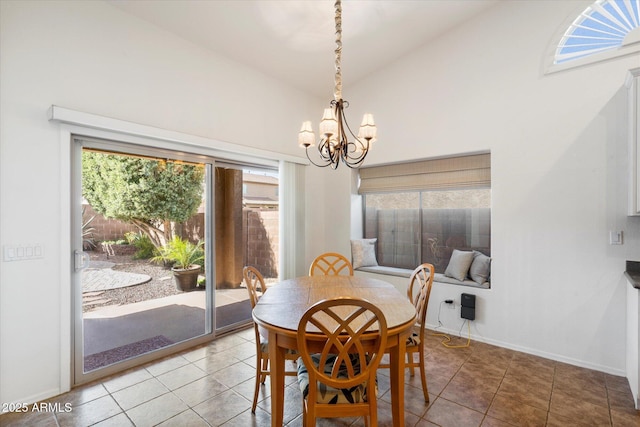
279 161 306 279
358 152 490 194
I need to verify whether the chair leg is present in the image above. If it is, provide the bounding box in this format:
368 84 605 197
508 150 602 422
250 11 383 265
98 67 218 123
304 400 315 427
301 400 307 427
252 360 261 413
408 350 415 376
418 347 429 402
260 355 268 384
369 396 377 427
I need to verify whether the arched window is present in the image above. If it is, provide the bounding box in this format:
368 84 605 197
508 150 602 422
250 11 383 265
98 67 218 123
550 0 640 71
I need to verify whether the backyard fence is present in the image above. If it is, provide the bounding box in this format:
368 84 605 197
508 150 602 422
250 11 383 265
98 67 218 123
83 204 279 279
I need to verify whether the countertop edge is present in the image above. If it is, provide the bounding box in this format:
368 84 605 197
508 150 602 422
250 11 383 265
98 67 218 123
626 261 640 290
625 271 640 290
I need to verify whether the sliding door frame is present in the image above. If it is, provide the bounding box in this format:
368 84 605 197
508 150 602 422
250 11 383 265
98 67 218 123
71 136 216 386
53 107 306 390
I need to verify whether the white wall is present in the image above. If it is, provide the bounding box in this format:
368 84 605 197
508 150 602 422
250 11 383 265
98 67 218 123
2 0 639 407
344 1 640 373
0 0 323 405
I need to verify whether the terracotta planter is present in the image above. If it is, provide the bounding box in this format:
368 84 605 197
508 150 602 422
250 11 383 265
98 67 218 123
171 265 201 292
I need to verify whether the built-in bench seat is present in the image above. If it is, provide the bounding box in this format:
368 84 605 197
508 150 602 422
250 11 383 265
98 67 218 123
356 265 490 289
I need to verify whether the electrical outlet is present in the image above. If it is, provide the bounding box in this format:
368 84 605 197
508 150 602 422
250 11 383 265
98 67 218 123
609 231 623 245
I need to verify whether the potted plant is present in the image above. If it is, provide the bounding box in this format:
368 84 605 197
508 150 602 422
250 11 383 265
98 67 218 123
153 236 204 292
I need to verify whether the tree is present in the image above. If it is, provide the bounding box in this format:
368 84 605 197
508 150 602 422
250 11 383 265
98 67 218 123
82 151 205 248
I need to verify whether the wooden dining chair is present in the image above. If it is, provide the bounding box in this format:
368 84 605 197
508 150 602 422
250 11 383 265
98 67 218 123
243 266 298 413
296 297 387 427
309 252 354 276
379 263 434 402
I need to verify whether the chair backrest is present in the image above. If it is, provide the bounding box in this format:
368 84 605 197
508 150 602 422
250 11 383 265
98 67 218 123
407 263 435 331
297 297 387 396
309 252 354 276
243 266 266 309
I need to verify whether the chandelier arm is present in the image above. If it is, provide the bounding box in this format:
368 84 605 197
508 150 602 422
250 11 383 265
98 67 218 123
344 158 365 169
317 140 331 160
307 137 343 169
305 146 333 168
338 102 362 144
341 140 369 167
321 140 341 170
343 149 369 168
319 137 340 165
325 136 343 169
344 140 369 161
335 99 370 166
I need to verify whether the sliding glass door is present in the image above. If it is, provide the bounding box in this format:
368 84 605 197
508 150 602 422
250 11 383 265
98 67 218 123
71 137 281 385
214 167 280 331
72 137 214 384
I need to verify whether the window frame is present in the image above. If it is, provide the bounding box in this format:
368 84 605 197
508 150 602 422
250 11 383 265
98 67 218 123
359 152 491 276
545 0 640 75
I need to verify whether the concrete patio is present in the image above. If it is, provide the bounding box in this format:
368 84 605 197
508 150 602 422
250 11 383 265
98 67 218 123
83 283 252 371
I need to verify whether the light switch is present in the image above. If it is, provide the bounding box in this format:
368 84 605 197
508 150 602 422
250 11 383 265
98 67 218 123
4 247 15 261
3 244 44 261
609 231 623 245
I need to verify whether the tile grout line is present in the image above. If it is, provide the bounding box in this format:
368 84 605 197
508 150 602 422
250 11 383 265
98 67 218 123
478 354 512 427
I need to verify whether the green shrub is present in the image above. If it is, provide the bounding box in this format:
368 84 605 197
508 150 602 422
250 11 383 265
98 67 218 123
152 236 204 270
197 276 206 288
125 232 157 259
101 238 128 245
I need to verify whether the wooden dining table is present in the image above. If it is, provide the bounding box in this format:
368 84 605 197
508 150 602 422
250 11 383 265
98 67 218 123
252 275 417 427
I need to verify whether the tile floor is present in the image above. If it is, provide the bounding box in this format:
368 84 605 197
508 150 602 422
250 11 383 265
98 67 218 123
1 327 639 427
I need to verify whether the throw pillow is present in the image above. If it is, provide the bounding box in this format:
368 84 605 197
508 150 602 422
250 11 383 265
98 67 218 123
469 251 491 284
350 239 378 270
444 249 474 282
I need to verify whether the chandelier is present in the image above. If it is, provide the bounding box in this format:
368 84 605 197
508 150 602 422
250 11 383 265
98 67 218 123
297 0 377 169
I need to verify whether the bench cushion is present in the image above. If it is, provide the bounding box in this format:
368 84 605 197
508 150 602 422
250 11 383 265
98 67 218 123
356 266 490 289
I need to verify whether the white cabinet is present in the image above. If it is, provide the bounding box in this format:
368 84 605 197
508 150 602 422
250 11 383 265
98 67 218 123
627 278 640 409
628 68 640 216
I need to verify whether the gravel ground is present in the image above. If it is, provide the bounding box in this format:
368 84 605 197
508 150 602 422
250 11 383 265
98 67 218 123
84 252 187 312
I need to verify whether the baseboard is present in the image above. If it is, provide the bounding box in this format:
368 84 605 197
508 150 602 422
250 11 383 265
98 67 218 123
425 323 626 377
1 387 62 412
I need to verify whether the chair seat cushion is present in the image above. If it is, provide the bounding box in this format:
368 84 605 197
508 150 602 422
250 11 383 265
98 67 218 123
297 354 374 404
406 332 421 347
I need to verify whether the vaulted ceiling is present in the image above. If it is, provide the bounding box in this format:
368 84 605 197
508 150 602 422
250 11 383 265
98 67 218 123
106 0 498 98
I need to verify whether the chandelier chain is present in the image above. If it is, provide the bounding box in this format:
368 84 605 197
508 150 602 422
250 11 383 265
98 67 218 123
297 0 376 169
334 0 342 101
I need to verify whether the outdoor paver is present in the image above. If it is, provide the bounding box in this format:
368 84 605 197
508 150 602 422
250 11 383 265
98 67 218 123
83 291 105 297
83 297 111 305
83 269 151 292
